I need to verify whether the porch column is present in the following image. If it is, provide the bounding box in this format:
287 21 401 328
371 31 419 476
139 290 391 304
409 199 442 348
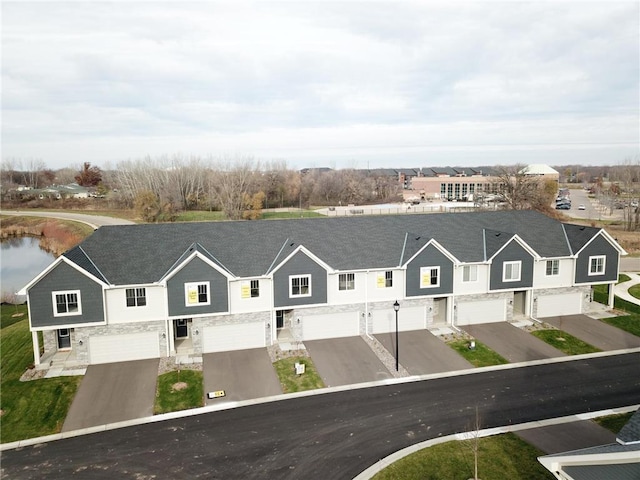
608 284 615 308
32 331 41 366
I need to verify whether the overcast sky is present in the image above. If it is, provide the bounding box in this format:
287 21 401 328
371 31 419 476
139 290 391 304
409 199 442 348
2 1 639 170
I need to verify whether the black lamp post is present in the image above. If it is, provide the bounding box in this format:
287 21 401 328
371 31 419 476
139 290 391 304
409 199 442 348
393 300 400 371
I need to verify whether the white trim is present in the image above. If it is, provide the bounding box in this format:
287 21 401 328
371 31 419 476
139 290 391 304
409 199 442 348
184 281 211 307
487 234 539 262
19 256 108 295
269 245 333 275
574 228 628 256
338 273 355 291
502 261 521 282
403 239 459 267
289 274 312 298
52 290 82 317
163 251 234 283
588 255 606 276
31 320 108 332
420 266 440 288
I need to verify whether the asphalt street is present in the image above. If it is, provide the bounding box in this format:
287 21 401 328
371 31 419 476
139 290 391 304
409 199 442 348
2 352 639 480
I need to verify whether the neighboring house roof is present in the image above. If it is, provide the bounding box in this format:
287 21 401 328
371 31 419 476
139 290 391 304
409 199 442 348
62 211 607 285
618 409 640 445
520 164 559 175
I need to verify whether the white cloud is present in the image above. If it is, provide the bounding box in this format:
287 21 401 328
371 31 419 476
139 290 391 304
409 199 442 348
2 1 638 169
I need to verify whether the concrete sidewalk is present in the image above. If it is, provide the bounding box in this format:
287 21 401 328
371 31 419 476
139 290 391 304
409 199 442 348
615 272 640 306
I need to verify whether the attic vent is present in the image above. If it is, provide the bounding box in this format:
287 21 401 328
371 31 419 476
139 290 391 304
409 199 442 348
290 242 295 246
580 226 586 230
495 233 501 237
415 236 421 241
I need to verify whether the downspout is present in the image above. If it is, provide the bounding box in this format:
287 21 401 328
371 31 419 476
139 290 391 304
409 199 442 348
364 270 374 340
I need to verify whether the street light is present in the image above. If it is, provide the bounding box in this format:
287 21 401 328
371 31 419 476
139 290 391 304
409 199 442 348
393 300 400 371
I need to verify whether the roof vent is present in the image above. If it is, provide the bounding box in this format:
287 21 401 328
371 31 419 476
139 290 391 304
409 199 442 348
580 226 585 230
495 233 501 237
415 236 421 241
290 242 295 246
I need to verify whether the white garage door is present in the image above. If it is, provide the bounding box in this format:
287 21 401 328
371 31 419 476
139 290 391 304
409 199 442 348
372 306 425 333
89 332 160 364
457 299 506 326
537 293 582 318
203 322 265 353
302 312 359 341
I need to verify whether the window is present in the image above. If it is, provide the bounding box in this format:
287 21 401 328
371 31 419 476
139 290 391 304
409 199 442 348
52 290 81 317
503 261 521 282
290 275 311 297
250 280 260 298
545 260 559 276
338 273 355 291
385 271 393 288
462 265 478 282
589 256 606 276
420 266 440 288
185 282 210 306
126 287 147 307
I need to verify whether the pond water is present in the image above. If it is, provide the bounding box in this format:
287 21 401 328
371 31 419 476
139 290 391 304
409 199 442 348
1 237 56 301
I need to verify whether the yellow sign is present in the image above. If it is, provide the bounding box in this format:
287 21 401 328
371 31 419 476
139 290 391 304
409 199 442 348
377 274 385 288
241 282 250 299
187 286 198 304
207 390 226 399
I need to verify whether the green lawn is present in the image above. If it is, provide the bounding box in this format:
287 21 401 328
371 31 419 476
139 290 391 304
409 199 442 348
154 369 204 414
373 432 554 480
595 412 634 434
447 340 509 367
273 357 325 393
173 210 227 222
629 283 640 300
618 273 631 284
600 314 640 337
262 210 324 219
1 305 81 443
531 330 601 355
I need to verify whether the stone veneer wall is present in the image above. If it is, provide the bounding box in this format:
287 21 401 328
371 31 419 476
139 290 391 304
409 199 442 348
73 320 167 364
191 311 271 353
43 329 57 357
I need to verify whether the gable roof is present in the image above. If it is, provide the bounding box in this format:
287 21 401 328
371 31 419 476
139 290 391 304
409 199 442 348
61 210 603 285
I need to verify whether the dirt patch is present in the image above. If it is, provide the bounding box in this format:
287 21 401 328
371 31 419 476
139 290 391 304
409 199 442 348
171 382 188 392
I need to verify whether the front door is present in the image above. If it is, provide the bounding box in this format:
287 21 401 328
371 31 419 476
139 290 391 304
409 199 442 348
514 291 526 316
276 310 284 330
57 329 71 349
175 319 189 338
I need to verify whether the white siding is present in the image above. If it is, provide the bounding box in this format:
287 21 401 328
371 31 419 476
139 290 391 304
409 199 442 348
536 293 582 318
372 306 425 333
533 259 574 288
89 332 160 364
453 265 490 295
457 299 506 325
202 322 265 353
105 286 167 325
302 312 359 340
228 279 273 313
326 270 404 305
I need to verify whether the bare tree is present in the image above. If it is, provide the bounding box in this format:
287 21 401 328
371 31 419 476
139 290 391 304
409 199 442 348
208 157 259 220
494 164 553 211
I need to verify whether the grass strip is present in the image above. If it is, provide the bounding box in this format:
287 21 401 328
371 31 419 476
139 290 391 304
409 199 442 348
273 357 325 393
373 432 554 480
600 314 640 337
531 330 601 355
628 283 640 300
154 369 204 414
1 306 81 443
447 339 508 367
594 413 634 434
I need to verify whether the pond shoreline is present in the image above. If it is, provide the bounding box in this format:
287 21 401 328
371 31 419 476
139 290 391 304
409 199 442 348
0 216 92 257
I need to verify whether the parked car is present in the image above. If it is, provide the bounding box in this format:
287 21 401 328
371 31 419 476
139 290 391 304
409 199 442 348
556 203 571 210
578 204 586 210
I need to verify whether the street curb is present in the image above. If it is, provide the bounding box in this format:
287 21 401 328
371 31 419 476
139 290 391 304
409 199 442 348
2 348 639 452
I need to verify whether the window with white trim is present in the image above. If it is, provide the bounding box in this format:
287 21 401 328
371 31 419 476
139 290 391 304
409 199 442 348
589 255 606 276
250 280 260 298
385 270 393 287
185 282 210 306
53 290 82 316
462 265 478 282
290 275 311 297
420 266 440 288
503 261 521 282
338 273 355 291
126 287 147 307
545 260 559 276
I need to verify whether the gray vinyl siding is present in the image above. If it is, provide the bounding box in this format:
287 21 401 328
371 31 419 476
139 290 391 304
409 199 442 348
273 251 327 307
575 235 619 283
167 256 229 316
406 244 454 297
490 241 534 290
29 261 104 328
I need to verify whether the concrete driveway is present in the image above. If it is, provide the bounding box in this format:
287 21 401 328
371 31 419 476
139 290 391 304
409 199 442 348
375 329 473 375
516 420 616 454
203 348 281 405
305 336 392 387
462 323 566 362
62 358 159 432
542 314 640 350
